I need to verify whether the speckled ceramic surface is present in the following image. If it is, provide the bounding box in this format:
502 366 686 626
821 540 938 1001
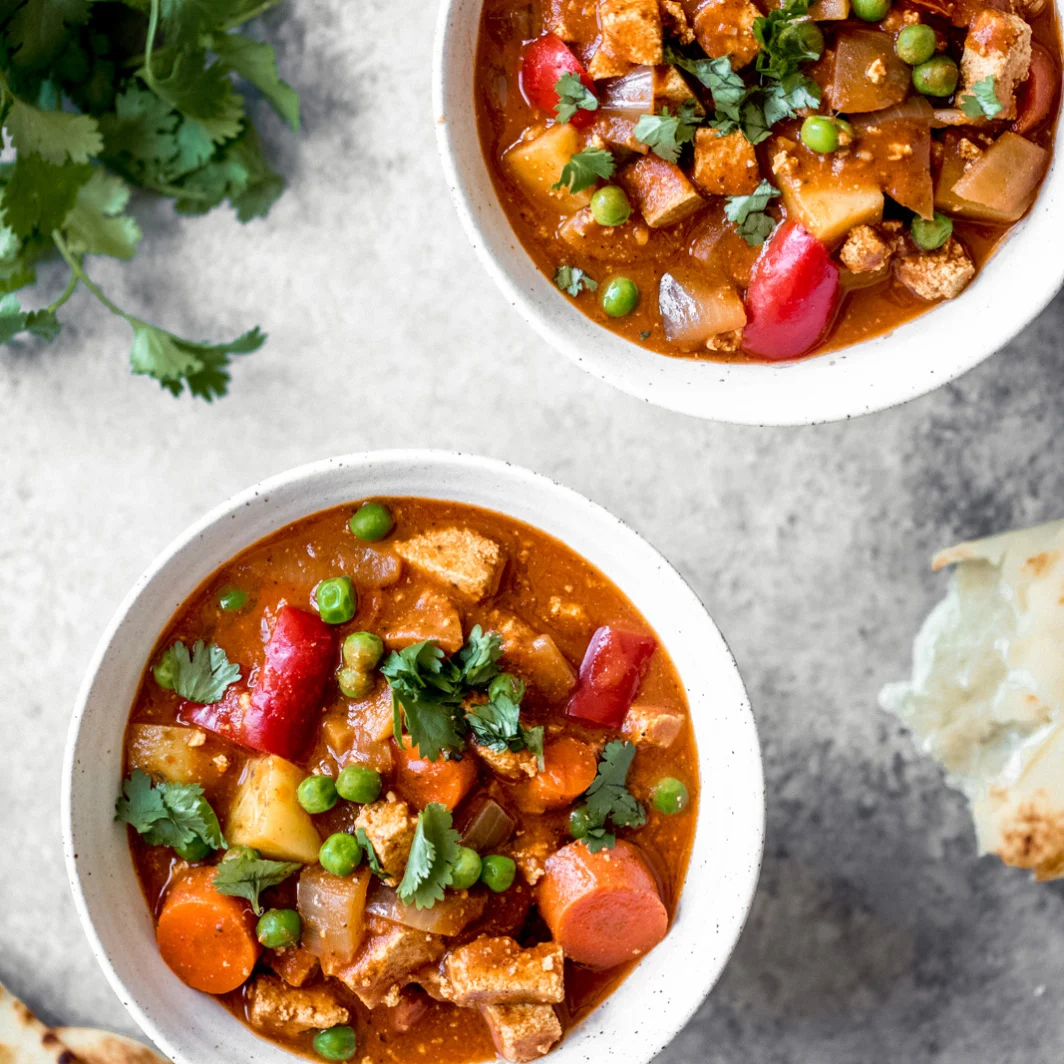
433 0 1064 425
63 451 764 1064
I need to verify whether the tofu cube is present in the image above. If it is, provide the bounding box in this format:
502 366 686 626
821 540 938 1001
247 975 348 1037
385 588 464 655
480 1004 563 1063
655 65 704 114
621 704 686 748
618 155 704 228
331 918 444 1007
354 797 418 881
838 224 894 275
393 527 505 602
691 128 760 196
443 938 565 1007
895 237 975 301
505 125 593 213
268 946 320 988
227 755 322 863
588 47 637 79
472 738 539 781
598 0 663 64
693 0 761 69
960 10 1032 120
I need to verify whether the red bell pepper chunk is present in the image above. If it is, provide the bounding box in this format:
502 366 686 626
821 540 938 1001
520 33 598 130
565 626 657 728
742 219 840 362
182 606 335 760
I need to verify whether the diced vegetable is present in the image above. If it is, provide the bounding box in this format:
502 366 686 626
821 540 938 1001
538 840 667 969
830 29 910 112
394 742 479 810
598 67 656 118
659 271 748 349
565 626 657 728
520 34 598 128
514 737 598 813
808 0 850 15
505 124 595 213
365 882 488 935
949 133 1049 223
459 796 517 853
742 219 840 361
156 867 260 994
227 755 324 863
853 98 934 217
127 724 224 786
297 865 371 966
1014 42 1058 136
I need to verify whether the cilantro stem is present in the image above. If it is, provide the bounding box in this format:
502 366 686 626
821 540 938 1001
46 271 80 315
51 232 132 323
222 0 285 30
142 0 162 92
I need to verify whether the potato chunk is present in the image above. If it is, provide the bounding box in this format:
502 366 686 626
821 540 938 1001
505 125 593 213
128 724 226 786
227 755 322 863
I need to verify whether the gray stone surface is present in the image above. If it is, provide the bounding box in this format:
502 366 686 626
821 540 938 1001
1 1 1063 1061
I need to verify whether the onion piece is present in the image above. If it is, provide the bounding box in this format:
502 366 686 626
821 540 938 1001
366 882 488 936
659 271 747 350
459 796 516 853
297 865 371 966
951 132 1048 222
852 95 933 127
598 67 655 118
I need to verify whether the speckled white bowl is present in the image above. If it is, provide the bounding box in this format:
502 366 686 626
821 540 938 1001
63 451 764 1064
432 1 1064 425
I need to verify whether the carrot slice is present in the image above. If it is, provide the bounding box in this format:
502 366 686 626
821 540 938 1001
156 867 260 994
513 737 597 813
394 741 478 810
537 839 668 969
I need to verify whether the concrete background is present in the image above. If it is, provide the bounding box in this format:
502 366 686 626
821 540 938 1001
2 1 1064 1061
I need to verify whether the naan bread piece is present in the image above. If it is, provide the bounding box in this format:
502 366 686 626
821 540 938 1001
881 519 1064 879
56 1029 167 1064
0 983 79 1063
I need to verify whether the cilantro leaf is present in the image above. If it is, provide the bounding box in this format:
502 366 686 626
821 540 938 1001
63 170 142 260
554 264 598 297
357 828 386 878
382 641 466 760
212 846 300 915
552 147 615 194
456 625 504 688
960 76 1003 119
581 740 646 853
211 33 300 130
666 49 746 111
554 72 598 125
761 73 822 126
143 51 245 143
467 673 545 767
725 179 780 246
0 293 61 343
115 769 226 852
397 803 461 910
5 100 103 164
154 639 241 703
0 155 92 239
6 0 91 70
158 0 252 52
98 86 181 171
753 0 822 80
634 101 700 164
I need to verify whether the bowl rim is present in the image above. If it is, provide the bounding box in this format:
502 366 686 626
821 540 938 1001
62 449 766 1064
431 0 1064 426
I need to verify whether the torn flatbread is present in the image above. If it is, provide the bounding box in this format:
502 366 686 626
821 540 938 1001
56 1028 166 1064
0 983 79 1064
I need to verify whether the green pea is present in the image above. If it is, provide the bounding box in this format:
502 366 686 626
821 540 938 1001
895 23 936 65
298 774 338 814
337 667 374 699
590 185 632 227
911 211 953 250
778 19 824 58
852 0 891 20
319 832 362 876
316 577 356 625
349 502 393 542
173 835 211 862
218 586 248 612
912 54 958 97
569 806 592 840
256 908 302 949
313 1025 357 1061
450 846 483 891
800 115 839 154
600 277 639 318
336 764 383 804
480 854 516 893
342 631 384 671
653 777 690 815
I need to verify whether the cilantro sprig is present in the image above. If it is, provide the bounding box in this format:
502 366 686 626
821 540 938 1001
633 101 701 164
725 180 781 246
212 845 301 915
154 639 242 704
552 148 615 195
0 0 298 398
397 803 461 909
115 768 226 855
467 674 545 768
554 72 598 124
959 76 1003 119
554 264 598 297
577 740 646 853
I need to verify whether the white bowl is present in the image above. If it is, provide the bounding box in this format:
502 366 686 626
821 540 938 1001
63 450 765 1064
432 6 1064 425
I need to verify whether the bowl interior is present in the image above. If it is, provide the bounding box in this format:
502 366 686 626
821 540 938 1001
432 0 1064 425
64 451 765 1064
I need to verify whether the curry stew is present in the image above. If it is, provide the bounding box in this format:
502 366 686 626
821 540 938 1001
120 498 698 1063
474 0 1060 361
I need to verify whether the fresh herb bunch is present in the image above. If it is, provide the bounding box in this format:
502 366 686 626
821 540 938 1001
0 0 299 399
